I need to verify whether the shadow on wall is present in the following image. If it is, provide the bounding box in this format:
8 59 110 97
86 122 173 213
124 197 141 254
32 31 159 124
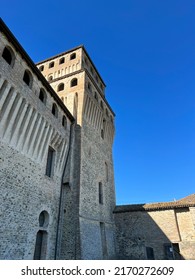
113 205 190 260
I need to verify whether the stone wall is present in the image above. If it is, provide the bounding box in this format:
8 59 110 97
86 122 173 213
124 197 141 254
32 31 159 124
114 207 195 260
0 27 73 259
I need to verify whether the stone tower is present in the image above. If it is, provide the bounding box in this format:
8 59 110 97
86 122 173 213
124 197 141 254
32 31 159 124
37 46 116 259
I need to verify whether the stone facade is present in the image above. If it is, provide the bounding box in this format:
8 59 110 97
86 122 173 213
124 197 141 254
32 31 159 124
0 18 194 260
114 197 195 260
0 18 115 260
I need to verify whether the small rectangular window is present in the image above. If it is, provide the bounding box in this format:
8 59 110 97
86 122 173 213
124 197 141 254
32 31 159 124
45 147 55 177
164 244 174 259
164 243 181 260
146 247 155 260
49 61 54 68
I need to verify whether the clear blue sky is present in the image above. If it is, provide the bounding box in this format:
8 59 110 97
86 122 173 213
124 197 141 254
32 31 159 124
1 0 195 205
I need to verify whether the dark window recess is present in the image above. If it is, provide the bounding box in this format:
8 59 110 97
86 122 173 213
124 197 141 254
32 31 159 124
34 231 44 260
39 65 44 71
34 230 47 260
146 247 155 260
39 211 49 227
49 61 54 68
101 119 106 139
164 243 181 260
62 115 67 128
164 244 174 259
71 78 78 87
88 82 91 91
172 243 182 260
2 47 13 65
70 53 76 60
58 83 64 91
23 70 31 87
99 182 103 204
52 103 58 117
45 147 55 177
39 89 46 104
39 212 45 227
59 57 65 64
94 92 98 101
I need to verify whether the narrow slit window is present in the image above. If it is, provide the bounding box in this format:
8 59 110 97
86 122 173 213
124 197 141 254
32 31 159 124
45 146 55 177
99 182 103 204
34 230 48 260
101 119 106 139
105 162 108 182
62 115 67 129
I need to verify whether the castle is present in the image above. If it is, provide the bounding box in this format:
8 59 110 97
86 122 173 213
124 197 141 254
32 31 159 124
0 18 195 260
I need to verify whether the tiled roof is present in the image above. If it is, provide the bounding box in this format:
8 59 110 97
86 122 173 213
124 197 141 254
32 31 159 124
114 194 195 213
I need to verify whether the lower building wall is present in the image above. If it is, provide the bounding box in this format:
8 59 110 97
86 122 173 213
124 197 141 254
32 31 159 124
79 217 116 259
114 208 195 260
0 141 61 259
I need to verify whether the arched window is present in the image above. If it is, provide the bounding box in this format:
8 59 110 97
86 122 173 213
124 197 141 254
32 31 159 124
39 65 44 71
39 88 47 104
62 115 67 129
57 83 64 91
70 53 76 60
59 57 65 64
2 46 15 67
39 211 49 227
49 61 54 68
48 75 53 81
106 108 109 117
70 78 78 87
34 211 49 260
52 103 58 118
23 70 33 88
